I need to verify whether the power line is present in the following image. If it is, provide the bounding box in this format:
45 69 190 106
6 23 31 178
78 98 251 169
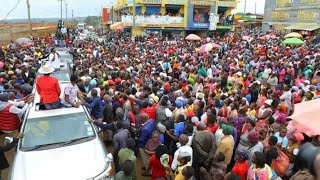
1 0 22 22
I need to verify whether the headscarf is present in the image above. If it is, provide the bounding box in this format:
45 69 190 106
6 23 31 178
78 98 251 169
248 131 259 144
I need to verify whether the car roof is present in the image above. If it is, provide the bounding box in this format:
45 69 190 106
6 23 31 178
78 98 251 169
26 81 85 119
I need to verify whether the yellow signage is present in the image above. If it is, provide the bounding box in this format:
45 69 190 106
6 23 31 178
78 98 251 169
141 0 162 3
276 0 291 5
272 11 290 19
300 0 318 3
297 10 318 19
190 0 215 6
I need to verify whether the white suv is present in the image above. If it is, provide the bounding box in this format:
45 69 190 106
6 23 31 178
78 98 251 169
8 82 114 180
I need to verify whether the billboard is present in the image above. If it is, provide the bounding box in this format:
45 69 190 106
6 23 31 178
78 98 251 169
262 0 320 31
102 8 111 24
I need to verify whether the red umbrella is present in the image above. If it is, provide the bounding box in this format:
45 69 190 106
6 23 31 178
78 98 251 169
0 61 4 68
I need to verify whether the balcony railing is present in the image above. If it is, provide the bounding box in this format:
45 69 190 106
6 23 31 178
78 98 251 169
121 15 184 27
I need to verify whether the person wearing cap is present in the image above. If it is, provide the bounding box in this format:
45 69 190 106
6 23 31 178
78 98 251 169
36 65 61 109
217 123 235 165
247 131 263 165
172 134 193 171
232 150 249 180
172 148 192 180
192 121 217 179
172 98 186 123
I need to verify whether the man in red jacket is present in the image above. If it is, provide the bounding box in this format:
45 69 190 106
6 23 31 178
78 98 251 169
36 65 61 109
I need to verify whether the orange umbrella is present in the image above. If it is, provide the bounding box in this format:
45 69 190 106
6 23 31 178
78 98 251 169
290 99 320 136
111 22 125 30
185 34 201 41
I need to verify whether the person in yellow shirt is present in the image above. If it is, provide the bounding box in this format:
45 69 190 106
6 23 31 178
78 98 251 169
247 102 257 117
34 48 43 59
217 124 235 165
167 150 194 180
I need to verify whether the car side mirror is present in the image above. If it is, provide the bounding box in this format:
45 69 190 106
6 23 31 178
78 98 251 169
106 153 113 163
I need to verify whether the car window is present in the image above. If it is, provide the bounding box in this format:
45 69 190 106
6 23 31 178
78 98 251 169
21 112 95 150
51 72 70 81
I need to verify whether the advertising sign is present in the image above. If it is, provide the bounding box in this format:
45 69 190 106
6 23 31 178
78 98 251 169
192 23 210 28
102 8 110 24
168 0 185 4
190 0 215 6
209 23 217 30
141 0 162 4
122 15 184 25
217 1 236 7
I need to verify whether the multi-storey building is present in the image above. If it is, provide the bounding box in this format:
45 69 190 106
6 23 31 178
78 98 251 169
114 0 236 37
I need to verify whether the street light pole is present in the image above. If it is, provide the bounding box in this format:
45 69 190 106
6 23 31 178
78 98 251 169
26 0 32 36
58 0 63 20
244 0 247 13
132 0 136 41
65 3 68 20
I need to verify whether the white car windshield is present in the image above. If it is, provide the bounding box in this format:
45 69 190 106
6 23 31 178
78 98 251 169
21 112 95 151
50 72 70 81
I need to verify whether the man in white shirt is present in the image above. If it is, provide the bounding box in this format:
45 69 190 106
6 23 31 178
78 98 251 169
171 134 193 171
48 48 60 70
62 75 83 107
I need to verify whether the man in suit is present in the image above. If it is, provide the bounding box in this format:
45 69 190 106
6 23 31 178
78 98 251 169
135 113 156 172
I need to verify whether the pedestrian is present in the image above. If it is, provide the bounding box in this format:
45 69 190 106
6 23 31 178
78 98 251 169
192 121 217 179
0 133 23 179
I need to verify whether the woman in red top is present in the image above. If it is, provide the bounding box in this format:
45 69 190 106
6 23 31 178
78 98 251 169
147 145 172 180
206 113 218 134
232 150 249 180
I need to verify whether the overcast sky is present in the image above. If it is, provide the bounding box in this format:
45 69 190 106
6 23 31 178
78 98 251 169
0 0 264 20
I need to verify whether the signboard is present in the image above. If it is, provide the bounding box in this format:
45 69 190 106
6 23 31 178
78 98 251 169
168 0 185 4
209 13 219 22
141 0 162 4
102 8 111 24
192 23 210 28
190 0 215 6
217 1 236 7
209 23 217 30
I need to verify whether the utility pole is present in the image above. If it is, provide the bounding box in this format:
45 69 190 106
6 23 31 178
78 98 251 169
65 3 68 20
255 0 257 14
26 0 32 36
244 0 247 13
72 9 74 24
132 0 136 41
58 0 63 20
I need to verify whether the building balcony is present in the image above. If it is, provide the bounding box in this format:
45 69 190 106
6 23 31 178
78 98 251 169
121 15 185 28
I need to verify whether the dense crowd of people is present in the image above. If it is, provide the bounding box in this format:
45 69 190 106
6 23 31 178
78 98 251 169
1 27 320 180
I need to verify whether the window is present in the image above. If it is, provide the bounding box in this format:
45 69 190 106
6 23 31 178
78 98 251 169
21 112 95 150
193 7 210 23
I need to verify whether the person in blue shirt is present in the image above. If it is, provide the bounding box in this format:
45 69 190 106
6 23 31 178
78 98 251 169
136 113 156 170
274 126 289 150
166 114 185 153
82 89 103 120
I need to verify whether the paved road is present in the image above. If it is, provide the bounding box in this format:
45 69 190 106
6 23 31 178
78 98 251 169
1 134 151 180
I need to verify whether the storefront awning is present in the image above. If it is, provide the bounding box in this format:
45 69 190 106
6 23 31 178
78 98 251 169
284 25 320 31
